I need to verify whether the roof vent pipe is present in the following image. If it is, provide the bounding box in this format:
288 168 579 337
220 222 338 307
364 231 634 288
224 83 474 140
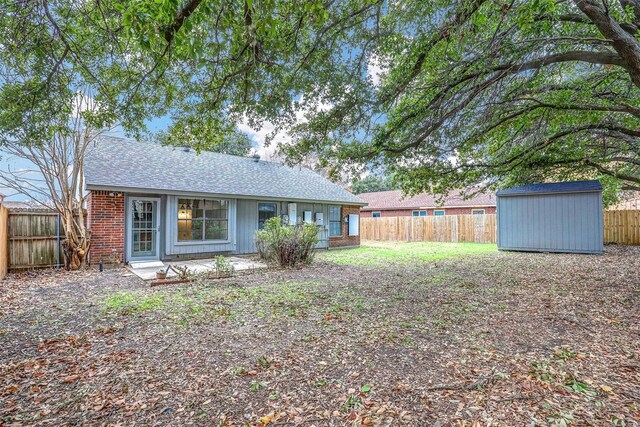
252 153 260 162
182 146 191 152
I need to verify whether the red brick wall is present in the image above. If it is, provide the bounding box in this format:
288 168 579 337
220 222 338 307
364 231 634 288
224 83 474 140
88 190 125 264
361 206 496 217
328 205 361 248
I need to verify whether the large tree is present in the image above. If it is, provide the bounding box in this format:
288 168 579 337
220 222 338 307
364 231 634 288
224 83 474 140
159 127 254 156
121 0 640 196
3 0 639 207
0 0 166 269
351 175 396 195
0 93 101 270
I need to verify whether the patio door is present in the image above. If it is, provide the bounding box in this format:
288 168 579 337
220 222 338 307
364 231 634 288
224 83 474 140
130 198 160 260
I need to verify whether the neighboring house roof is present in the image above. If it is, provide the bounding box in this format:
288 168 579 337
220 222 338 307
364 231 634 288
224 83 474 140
358 189 495 211
84 137 365 205
497 180 602 197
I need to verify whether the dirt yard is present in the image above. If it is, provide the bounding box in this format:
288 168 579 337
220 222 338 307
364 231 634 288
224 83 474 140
1 242 639 426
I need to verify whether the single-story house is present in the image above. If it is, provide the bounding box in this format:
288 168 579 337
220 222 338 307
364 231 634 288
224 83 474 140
84 137 366 264
358 189 495 217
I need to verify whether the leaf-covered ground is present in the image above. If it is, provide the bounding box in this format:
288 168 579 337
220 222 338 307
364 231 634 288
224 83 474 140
1 242 639 426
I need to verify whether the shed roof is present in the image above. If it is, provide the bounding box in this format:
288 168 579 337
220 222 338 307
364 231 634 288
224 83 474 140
84 137 365 205
358 189 495 211
496 180 602 197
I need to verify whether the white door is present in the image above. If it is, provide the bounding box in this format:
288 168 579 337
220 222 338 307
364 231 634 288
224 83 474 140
130 198 160 260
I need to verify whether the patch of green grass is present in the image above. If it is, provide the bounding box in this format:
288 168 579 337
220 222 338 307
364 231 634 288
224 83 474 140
237 281 322 318
103 291 165 315
102 288 228 325
564 376 596 396
319 241 497 266
249 381 268 391
447 301 483 318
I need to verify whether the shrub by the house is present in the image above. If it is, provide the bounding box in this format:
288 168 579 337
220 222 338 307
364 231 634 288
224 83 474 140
255 217 318 268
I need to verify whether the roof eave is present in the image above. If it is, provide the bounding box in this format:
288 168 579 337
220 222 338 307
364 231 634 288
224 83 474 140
497 189 602 197
85 184 368 206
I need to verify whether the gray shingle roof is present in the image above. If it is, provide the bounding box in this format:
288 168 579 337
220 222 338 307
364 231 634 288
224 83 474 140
84 137 365 205
497 180 602 196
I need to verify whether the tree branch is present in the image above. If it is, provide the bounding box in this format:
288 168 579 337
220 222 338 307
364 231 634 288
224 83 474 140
163 0 204 43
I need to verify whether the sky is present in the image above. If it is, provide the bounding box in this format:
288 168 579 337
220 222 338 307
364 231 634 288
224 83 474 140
0 115 289 201
0 57 383 202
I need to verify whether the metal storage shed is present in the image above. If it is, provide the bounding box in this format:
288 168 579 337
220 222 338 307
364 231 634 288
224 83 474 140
497 180 603 254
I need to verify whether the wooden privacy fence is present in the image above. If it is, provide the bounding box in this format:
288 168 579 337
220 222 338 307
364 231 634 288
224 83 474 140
0 205 8 280
604 210 640 245
6 210 62 271
361 214 497 243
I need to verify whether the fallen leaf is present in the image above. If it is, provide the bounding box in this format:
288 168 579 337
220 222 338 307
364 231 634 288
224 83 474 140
63 375 80 383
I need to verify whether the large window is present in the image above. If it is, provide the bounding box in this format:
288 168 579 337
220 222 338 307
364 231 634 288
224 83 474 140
177 198 228 241
258 202 278 229
329 206 342 237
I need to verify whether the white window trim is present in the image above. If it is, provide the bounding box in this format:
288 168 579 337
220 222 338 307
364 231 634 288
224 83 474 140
257 201 279 229
372 211 381 218
472 209 486 215
433 209 446 216
412 210 427 217
175 197 232 245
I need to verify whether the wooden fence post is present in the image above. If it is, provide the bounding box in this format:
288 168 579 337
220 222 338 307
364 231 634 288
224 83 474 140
0 205 8 280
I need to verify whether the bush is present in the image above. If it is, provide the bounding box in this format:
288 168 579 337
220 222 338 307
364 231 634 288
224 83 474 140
255 217 319 268
214 255 235 278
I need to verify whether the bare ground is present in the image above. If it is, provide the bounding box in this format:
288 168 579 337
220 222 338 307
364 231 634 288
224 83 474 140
1 245 639 426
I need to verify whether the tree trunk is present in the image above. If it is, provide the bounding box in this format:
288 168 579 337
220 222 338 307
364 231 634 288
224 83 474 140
60 211 89 270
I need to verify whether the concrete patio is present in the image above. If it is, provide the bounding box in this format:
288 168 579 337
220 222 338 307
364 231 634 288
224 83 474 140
127 256 267 281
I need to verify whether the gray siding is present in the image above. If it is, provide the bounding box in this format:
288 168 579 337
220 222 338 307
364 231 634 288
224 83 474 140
284 202 330 250
235 200 331 254
124 193 340 260
497 191 603 254
236 199 259 254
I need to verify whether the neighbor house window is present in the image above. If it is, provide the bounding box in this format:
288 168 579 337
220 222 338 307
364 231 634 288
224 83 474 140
329 206 342 237
177 198 228 241
472 209 485 215
258 202 278 229
412 210 427 217
433 210 445 216
372 211 381 218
